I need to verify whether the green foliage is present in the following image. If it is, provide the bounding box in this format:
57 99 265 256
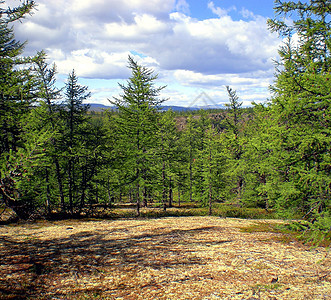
224 86 243 137
0 126 52 218
56 70 106 215
217 204 277 219
78 202 278 220
109 56 167 215
285 214 331 247
154 109 181 210
266 0 330 221
0 0 42 219
219 87 247 204
1 0 329 234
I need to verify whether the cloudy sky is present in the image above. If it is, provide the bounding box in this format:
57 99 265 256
9 0 282 107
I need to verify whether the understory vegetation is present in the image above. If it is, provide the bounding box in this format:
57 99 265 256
0 0 330 245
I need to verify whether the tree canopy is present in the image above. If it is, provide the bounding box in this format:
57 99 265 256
0 0 329 243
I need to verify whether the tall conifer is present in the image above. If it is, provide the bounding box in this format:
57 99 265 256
265 0 330 223
111 56 166 216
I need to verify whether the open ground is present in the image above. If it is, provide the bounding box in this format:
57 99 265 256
0 216 330 299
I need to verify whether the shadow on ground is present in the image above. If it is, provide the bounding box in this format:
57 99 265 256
0 225 230 299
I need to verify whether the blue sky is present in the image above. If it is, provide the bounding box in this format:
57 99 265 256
187 0 275 21
8 0 282 107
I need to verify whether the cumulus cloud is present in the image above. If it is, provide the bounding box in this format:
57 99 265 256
153 12 278 75
53 50 131 79
8 0 281 105
171 68 274 106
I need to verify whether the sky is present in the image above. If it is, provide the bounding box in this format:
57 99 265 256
7 0 283 107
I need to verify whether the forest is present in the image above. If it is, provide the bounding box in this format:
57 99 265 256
0 0 330 244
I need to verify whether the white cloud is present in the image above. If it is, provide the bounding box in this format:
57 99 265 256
153 12 279 75
171 68 273 106
54 50 131 79
240 8 256 20
71 0 176 23
208 1 236 18
176 0 190 14
9 0 281 106
104 14 169 41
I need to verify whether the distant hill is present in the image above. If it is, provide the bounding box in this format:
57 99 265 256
85 103 113 112
159 106 200 111
85 103 224 112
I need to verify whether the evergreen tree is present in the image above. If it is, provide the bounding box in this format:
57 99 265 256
111 56 166 216
0 0 45 219
181 115 200 202
173 127 190 206
222 86 245 204
191 112 213 204
224 86 243 139
241 105 277 210
156 109 179 210
265 0 330 224
61 70 91 214
101 111 122 206
32 51 64 214
75 116 108 213
199 123 222 215
0 0 36 155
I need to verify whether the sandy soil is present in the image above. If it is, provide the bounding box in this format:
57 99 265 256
0 216 330 299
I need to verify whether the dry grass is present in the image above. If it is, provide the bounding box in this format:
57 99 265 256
0 216 330 299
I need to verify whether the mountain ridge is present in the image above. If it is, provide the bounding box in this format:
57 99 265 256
85 103 225 112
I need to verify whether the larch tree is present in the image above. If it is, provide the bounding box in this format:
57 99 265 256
32 51 64 214
61 70 91 214
0 0 36 154
0 0 49 219
199 122 222 215
222 86 245 204
111 56 166 216
265 0 330 226
156 109 179 210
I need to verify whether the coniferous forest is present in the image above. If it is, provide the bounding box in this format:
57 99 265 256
0 0 330 244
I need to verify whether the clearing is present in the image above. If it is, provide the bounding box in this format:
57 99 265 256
0 216 330 299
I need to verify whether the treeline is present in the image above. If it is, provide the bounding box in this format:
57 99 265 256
0 1 330 233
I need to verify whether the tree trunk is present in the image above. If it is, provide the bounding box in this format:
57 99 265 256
178 188 181 207
189 159 193 202
45 167 51 215
0 178 30 220
68 159 73 215
162 161 167 211
209 182 212 216
208 142 212 216
95 182 99 203
143 185 148 207
107 176 113 207
79 168 87 211
168 176 173 208
54 158 65 212
136 182 140 216
129 188 132 203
